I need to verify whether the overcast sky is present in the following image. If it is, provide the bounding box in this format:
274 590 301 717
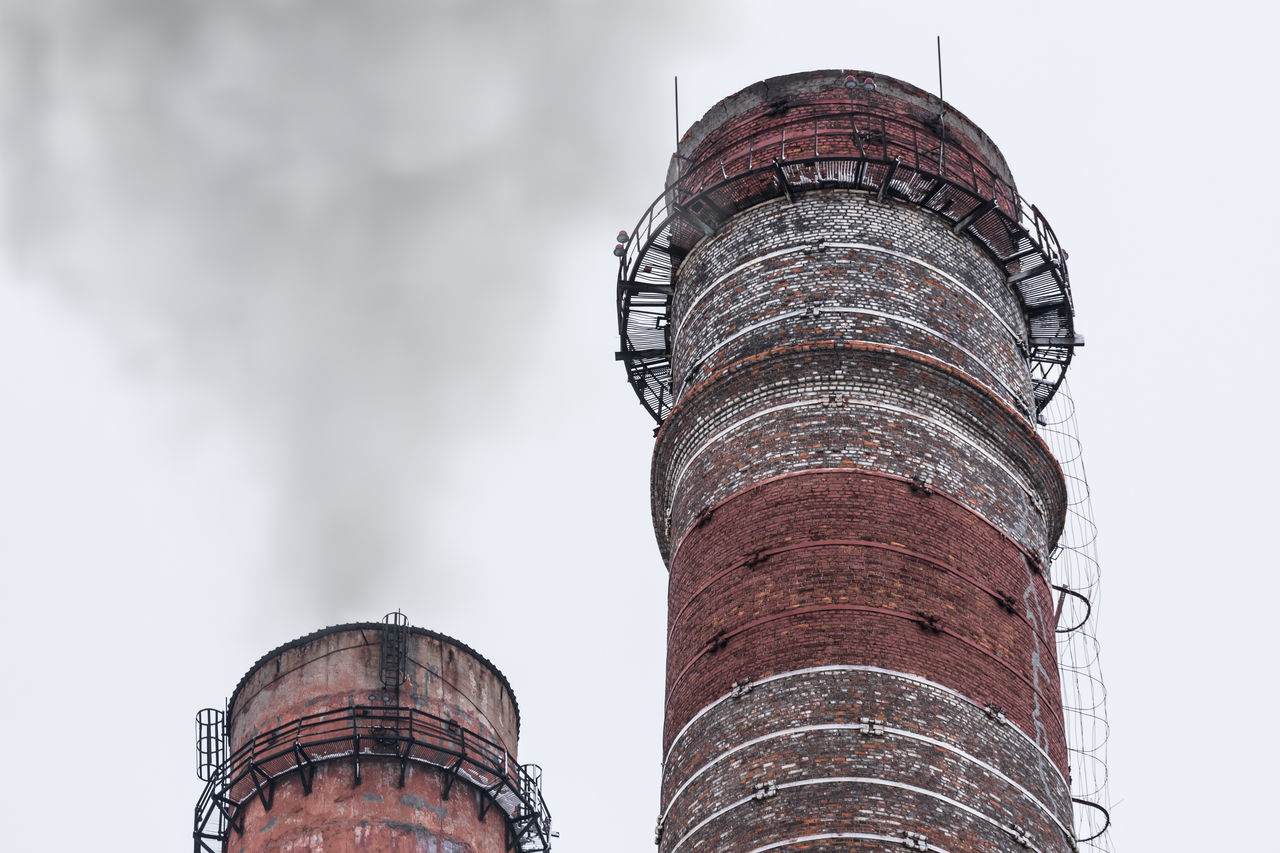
0 2 1275 851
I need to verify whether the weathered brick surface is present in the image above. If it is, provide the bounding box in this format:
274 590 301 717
661 470 1066 773
670 70 1018 215
230 761 507 853
227 626 523 853
661 668 1070 825
652 344 1066 563
666 783 1052 853
669 193 1032 417
647 70 1075 853
232 627 519 753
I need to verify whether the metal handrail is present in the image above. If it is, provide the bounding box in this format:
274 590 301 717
616 145 1076 424
193 705 552 853
1072 797 1112 843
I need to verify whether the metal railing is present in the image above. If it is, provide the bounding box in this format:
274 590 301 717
616 110 1078 424
193 705 552 853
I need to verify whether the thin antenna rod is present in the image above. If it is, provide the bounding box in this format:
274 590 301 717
674 76 680 148
674 75 681 181
936 36 946 173
937 36 945 104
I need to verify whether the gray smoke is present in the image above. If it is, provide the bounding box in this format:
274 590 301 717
0 0 692 609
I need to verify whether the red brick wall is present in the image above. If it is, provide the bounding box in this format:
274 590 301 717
232 762 509 853
663 469 1066 771
659 667 1072 853
226 626 522 853
669 193 1033 417
649 71 1074 853
653 341 1066 565
671 70 1018 215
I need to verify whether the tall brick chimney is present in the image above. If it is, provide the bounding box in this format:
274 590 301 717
192 614 552 853
615 70 1082 852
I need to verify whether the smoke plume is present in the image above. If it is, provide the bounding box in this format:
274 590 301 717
0 0 689 610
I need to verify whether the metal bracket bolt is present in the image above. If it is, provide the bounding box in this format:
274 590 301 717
1003 824 1034 848
857 716 886 736
902 831 929 849
909 472 934 495
752 780 778 800
915 611 942 633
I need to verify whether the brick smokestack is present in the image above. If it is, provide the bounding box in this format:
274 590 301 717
616 70 1080 852
193 615 552 852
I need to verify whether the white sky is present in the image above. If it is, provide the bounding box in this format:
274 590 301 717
0 2 1276 850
